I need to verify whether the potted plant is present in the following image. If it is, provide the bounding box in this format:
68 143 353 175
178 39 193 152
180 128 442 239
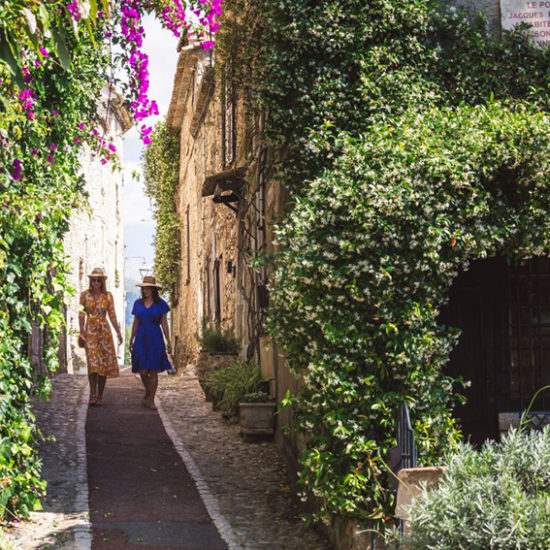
205 359 262 415
195 323 240 400
238 391 276 439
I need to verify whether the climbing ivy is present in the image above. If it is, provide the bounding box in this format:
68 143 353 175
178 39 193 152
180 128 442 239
218 0 550 523
142 121 181 299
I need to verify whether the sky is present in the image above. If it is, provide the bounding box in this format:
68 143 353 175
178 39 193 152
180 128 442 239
123 14 179 282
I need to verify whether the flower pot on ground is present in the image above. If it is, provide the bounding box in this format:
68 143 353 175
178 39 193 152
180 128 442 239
238 392 276 440
195 323 240 400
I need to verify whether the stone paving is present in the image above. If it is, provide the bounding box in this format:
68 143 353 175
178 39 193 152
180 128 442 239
5 367 332 550
5 373 90 550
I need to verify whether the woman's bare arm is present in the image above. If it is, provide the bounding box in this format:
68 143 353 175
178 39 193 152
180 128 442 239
130 317 139 352
161 314 172 354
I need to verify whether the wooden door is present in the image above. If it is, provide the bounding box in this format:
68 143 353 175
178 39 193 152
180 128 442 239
441 257 550 444
440 258 504 444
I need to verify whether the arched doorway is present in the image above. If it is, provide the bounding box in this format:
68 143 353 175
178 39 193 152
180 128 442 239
440 257 550 445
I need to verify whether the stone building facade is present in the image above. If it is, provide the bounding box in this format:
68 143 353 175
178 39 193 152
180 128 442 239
63 86 132 373
166 39 298 445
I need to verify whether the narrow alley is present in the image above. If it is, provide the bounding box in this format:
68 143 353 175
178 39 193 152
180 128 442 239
6 369 332 550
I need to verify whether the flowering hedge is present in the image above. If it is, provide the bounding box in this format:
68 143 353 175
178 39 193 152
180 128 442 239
271 103 550 519
0 0 222 519
218 0 550 523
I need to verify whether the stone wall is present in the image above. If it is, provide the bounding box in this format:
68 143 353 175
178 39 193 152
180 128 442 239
168 43 244 367
166 37 317 464
63 85 131 373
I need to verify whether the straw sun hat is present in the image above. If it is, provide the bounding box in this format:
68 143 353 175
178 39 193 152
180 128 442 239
136 275 162 289
87 267 107 279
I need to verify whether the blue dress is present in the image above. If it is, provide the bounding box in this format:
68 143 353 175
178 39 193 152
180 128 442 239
131 298 172 373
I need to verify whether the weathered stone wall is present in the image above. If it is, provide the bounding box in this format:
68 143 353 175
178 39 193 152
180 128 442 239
446 0 501 36
168 43 244 367
63 86 130 373
166 38 309 460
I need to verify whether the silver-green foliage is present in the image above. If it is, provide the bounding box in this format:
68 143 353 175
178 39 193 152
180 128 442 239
401 428 550 549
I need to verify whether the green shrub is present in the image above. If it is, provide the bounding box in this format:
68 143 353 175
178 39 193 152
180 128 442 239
394 428 550 549
198 324 240 353
241 391 271 403
206 360 262 415
219 0 550 523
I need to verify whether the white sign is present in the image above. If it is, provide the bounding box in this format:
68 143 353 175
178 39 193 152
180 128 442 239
501 0 550 47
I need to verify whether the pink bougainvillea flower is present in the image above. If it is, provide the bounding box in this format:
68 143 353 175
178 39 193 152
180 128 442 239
11 159 23 180
46 155 54 163
200 40 215 50
74 137 81 145
78 122 86 129
38 46 49 58
50 143 57 152
52 110 59 116
31 149 38 155
108 144 117 152
22 67 33 83
66 0 81 21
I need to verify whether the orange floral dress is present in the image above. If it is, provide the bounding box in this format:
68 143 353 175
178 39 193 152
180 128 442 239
80 290 119 378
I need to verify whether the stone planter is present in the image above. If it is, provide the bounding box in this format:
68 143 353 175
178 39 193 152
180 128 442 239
395 466 447 534
238 401 276 437
196 350 238 401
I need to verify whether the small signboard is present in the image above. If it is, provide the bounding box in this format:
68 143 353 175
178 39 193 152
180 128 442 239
501 0 550 47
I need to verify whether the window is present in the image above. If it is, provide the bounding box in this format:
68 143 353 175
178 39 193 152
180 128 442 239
186 205 191 285
221 66 235 168
213 258 221 323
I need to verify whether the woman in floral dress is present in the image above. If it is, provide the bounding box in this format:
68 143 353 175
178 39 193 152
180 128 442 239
79 267 123 405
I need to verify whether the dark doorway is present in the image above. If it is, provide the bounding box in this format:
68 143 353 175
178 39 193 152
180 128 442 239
440 257 550 445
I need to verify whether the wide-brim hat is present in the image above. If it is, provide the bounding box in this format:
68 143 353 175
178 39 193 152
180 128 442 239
137 275 162 289
88 267 107 279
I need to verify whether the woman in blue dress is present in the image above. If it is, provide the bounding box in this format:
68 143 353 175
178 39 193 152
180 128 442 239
129 275 173 409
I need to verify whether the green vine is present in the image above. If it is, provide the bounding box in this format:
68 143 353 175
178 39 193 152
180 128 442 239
0 11 108 518
217 0 550 523
142 121 181 299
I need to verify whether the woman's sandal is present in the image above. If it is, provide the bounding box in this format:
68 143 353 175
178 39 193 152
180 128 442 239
96 397 103 406
89 395 98 406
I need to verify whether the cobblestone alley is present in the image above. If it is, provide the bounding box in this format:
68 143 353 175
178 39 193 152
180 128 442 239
5 367 332 550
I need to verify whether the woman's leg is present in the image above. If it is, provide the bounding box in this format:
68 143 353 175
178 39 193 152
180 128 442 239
143 370 158 410
88 373 98 404
96 375 107 405
139 372 149 402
